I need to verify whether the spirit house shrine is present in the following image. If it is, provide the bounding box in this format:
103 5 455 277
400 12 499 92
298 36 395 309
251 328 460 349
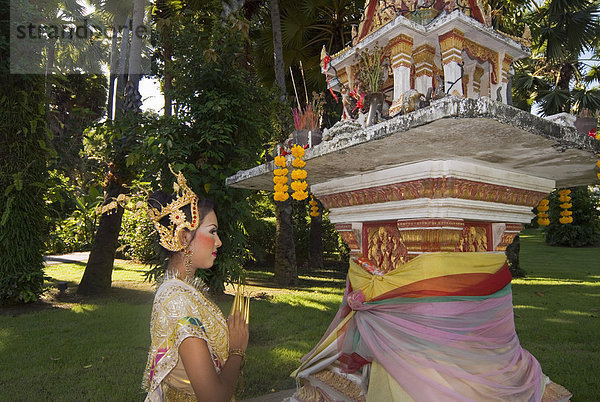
227 0 596 400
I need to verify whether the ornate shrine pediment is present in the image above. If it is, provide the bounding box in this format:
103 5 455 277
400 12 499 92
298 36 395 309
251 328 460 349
356 0 493 43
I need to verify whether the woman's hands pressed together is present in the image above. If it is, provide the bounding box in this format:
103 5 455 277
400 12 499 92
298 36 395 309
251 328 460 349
228 311 249 352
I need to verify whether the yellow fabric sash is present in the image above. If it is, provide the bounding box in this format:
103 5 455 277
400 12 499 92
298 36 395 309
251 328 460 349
349 252 507 301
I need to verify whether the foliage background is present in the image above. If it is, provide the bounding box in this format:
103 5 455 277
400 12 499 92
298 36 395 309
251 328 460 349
543 186 600 247
0 13 52 303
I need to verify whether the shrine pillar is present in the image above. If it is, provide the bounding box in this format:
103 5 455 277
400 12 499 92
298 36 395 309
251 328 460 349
501 54 513 103
337 68 349 89
389 34 413 113
472 65 484 98
439 29 464 97
413 44 436 95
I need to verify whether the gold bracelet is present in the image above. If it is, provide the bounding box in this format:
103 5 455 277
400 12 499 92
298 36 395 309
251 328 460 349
229 348 246 367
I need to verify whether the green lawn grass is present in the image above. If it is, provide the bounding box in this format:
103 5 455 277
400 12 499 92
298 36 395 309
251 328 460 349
0 231 598 401
513 229 600 401
43 260 152 284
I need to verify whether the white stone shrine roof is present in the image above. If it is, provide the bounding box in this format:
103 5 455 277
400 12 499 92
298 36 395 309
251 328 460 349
226 97 599 191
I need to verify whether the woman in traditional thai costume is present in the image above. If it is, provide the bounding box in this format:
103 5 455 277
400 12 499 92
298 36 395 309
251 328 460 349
141 167 248 401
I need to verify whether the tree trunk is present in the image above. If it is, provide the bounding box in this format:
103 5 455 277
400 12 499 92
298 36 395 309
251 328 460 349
308 202 324 269
270 0 296 285
107 16 124 120
274 198 297 286
78 178 125 295
557 62 575 112
270 0 286 101
115 18 131 116
162 23 173 117
128 0 145 93
44 40 55 112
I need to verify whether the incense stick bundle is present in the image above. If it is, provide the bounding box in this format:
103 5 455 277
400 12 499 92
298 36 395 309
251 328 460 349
229 282 250 324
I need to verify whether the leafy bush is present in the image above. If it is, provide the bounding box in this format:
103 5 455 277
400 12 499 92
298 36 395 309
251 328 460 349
119 208 157 263
544 186 600 247
44 175 102 254
0 51 51 303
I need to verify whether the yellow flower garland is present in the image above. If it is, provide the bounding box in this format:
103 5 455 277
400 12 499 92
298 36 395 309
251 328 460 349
273 155 289 202
558 189 573 224
536 198 550 226
309 195 320 217
291 145 308 201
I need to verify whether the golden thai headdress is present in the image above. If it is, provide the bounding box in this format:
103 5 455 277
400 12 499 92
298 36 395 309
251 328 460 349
147 165 200 252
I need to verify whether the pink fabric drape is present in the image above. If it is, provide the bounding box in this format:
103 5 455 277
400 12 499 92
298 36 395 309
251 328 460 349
338 288 543 401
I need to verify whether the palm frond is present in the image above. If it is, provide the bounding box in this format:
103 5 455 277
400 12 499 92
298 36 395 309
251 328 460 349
572 88 600 115
584 65 600 84
539 87 572 115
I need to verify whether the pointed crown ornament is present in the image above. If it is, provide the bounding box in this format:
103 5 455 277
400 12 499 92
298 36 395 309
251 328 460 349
147 165 200 252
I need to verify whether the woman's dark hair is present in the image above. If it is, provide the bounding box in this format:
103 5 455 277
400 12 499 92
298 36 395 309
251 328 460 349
148 191 216 256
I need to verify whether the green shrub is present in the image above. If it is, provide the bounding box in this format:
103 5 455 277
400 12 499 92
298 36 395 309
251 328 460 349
0 73 51 303
118 208 157 263
245 215 277 266
44 179 101 254
544 186 600 247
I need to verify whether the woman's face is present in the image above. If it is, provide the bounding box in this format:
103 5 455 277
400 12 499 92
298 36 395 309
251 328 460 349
189 210 222 269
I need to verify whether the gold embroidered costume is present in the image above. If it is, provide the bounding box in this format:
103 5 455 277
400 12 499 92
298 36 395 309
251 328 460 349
142 277 229 401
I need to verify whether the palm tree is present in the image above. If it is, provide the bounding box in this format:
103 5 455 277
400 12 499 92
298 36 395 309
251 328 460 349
251 0 365 95
78 0 147 295
508 0 600 116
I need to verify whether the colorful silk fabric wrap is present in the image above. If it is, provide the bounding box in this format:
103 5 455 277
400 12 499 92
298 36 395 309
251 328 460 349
293 252 545 401
142 278 229 401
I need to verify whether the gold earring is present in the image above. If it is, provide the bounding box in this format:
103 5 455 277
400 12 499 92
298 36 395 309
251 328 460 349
185 247 193 278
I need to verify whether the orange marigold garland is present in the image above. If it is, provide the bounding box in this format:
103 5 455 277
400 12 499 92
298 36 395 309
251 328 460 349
536 198 550 226
309 195 320 217
273 155 289 202
291 145 308 201
558 189 573 224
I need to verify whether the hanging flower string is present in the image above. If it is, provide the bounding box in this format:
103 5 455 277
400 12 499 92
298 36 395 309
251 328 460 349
591 128 600 191
273 155 289 202
536 198 550 226
291 145 308 201
558 189 573 224
309 194 320 217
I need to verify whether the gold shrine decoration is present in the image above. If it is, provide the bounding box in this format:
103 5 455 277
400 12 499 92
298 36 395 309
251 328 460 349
502 54 514 83
457 226 488 252
390 34 413 69
396 219 465 255
367 225 407 273
439 29 464 65
413 44 436 78
318 177 549 211
473 65 485 94
337 69 348 87
463 37 499 84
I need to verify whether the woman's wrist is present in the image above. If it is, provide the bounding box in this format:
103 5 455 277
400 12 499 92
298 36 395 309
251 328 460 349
229 348 246 367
